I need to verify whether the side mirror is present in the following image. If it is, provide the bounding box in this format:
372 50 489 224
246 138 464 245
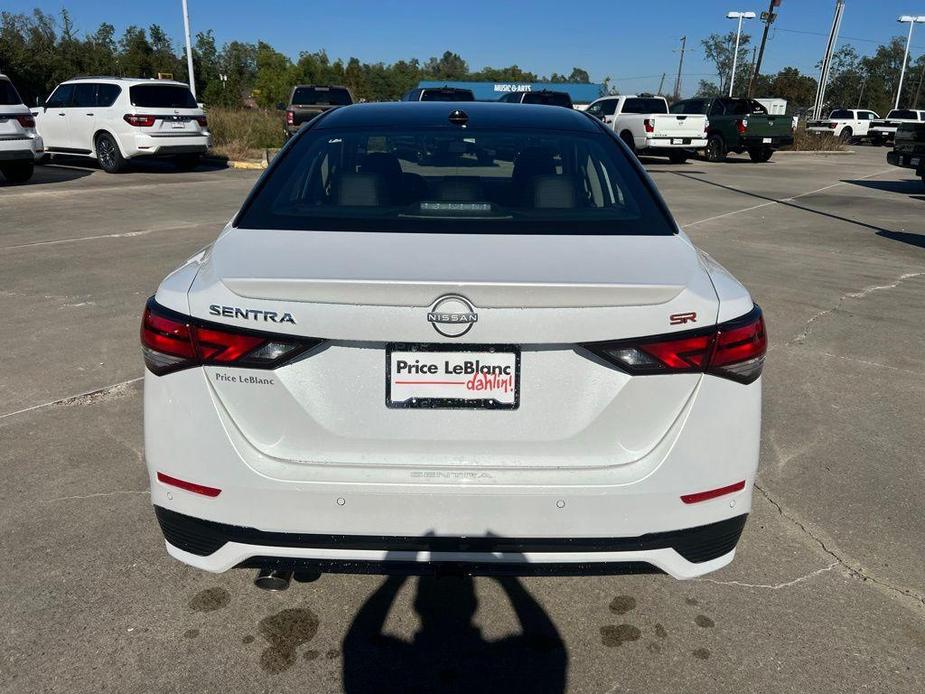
276 102 285 111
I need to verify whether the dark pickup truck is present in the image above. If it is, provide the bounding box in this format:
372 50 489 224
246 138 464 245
887 122 925 186
670 97 794 162
284 85 353 139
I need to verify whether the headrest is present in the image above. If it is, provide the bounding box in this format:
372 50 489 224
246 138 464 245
532 175 577 208
335 173 385 206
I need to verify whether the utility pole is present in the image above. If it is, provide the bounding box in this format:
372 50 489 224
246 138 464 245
748 0 781 97
813 0 846 121
914 61 925 109
856 77 867 108
673 36 687 101
181 0 197 99
657 72 667 96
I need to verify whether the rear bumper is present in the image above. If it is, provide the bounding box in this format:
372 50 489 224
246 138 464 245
640 137 708 150
0 134 42 160
127 132 210 158
741 135 793 148
156 506 748 577
887 150 924 174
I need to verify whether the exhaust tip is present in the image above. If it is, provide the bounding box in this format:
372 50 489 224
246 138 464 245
254 568 293 591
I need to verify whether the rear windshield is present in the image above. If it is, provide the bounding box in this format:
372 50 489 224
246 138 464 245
887 110 919 120
829 109 853 119
421 89 475 102
292 87 352 106
130 84 197 108
670 100 708 115
623 98 668 114
520 92 573 108
236 127 674 236
0 79 22 105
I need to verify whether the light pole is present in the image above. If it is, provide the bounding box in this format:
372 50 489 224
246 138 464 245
181 0 196 99
896 15 925 109
727 11 756 97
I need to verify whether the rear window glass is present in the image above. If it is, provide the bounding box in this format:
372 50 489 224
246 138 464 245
520 92 573 108
236 127 674 236
887 110 918 120
829 109 852 119
670 100 708 115
130 85 196 108
421 89 475 102
291 87 352 106
623 98 668 114
0 79 22 105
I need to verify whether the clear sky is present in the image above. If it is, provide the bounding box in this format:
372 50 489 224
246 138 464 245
8 1 925 94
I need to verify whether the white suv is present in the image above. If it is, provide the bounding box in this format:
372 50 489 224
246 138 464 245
34 77 211 173
0 74 43 183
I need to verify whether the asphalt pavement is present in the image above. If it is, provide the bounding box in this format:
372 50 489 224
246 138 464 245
1 149 923 693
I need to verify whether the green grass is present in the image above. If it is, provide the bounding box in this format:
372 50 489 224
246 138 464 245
206 108 285 161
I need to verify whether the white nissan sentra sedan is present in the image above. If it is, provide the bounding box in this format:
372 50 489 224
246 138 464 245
142 102 766 588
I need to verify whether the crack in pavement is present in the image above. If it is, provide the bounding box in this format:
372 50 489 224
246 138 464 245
0 376 142 421
788 272 925 346
696 561 840 590
40 489 149 503
754 483 925 608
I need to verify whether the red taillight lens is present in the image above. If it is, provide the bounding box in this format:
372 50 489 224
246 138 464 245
141 299 314 376
157 472 221 497
16 114 35 128
286 110 294 125
829 123 837 129
736 119 748 134
643 118 655 133
585 306 767 384
194 115 207 127
123 114 156 127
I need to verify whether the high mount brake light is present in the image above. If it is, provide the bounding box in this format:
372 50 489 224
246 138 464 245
583 305 767 385
124 114 156 127
140 299 319 376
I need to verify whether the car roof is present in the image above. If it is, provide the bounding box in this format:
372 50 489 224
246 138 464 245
64 77 191 88
315 101 600 132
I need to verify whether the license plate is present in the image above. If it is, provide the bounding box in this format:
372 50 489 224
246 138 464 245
387 345 520 409
911 157 921 167
171 121 186 129
762 137 772 144
671 138 683 145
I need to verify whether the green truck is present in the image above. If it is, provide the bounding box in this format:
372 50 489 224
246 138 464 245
886 122 925 187
670 97 794 162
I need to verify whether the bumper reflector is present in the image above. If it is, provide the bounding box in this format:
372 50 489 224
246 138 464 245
156 472 221 498
681 480 746 504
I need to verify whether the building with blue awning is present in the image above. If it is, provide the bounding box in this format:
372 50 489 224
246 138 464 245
416 81 605 107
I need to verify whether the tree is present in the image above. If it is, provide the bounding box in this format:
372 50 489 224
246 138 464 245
253 41 294 107
567 67 590 84
118 26 153 78
702 31 752 96
423 51 468 81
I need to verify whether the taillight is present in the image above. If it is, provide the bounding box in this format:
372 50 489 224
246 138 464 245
16 114 35 128
583 305 767 385
643 118 655 133
140 298 318 376
829 123 837 129
286 110 294 125
194 115 207 127
123 114 156 127
736 119 748 134
704 119 710 135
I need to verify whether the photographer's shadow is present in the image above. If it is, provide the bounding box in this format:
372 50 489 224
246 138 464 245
342 562 567 693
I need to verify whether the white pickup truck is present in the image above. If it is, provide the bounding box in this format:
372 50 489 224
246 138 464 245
806 108 880 142
585 95 708 163
869 109 925 145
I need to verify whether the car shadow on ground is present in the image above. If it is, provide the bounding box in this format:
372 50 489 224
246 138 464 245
669 170 924 250
841 178 925 196
341 572 567 693
35 154 229 176
0 163 92 187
